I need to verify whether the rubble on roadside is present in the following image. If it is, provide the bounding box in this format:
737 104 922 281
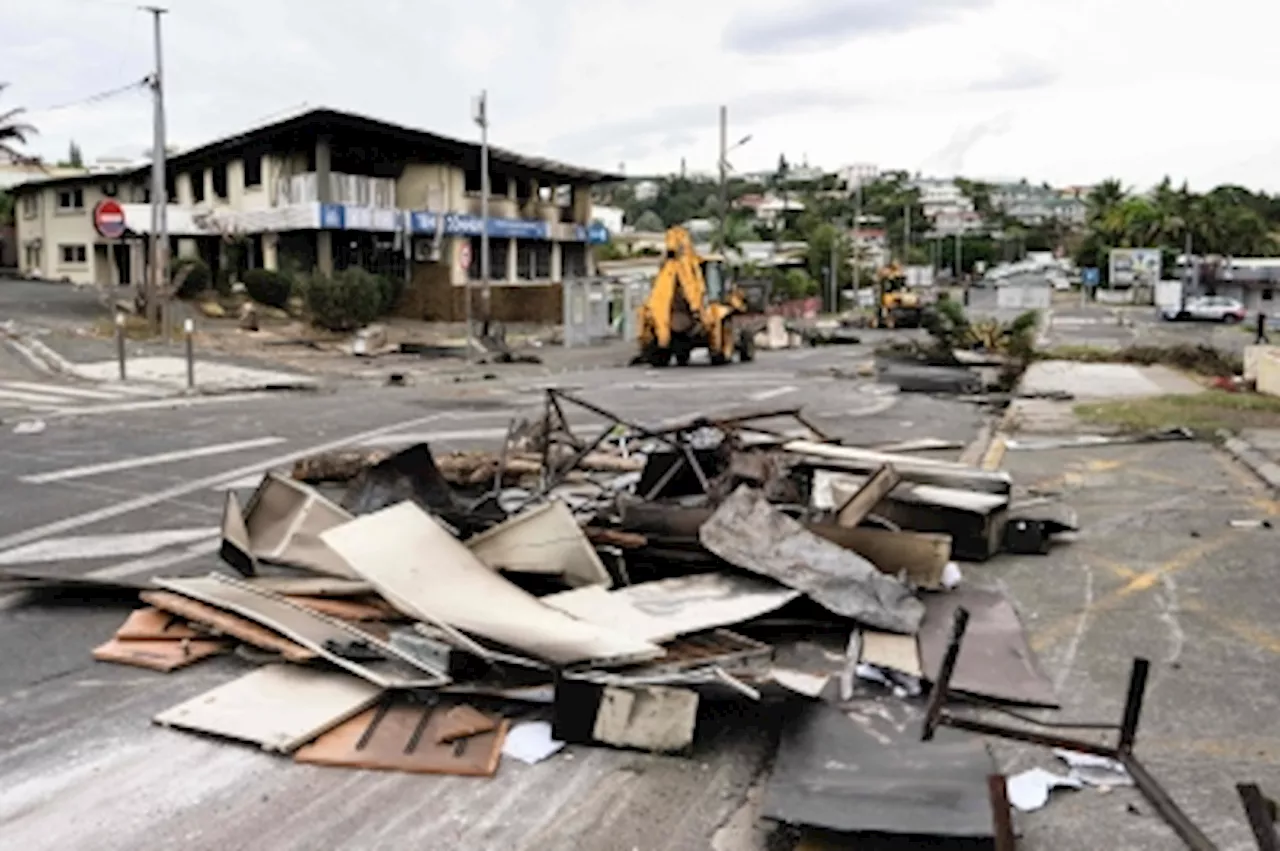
60 390 1219 848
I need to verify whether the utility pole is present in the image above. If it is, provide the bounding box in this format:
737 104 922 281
955 233 962 283
718 106 728 254
852 180 862 296
474 90 490 339
903 202 911 264
143 5 168 330
829 225 838 312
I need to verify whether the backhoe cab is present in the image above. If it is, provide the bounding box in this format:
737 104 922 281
635 227 755 367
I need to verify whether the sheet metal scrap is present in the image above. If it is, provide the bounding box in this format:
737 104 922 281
923 608 1217 851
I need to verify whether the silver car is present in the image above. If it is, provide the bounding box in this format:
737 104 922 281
1161 296 1247 323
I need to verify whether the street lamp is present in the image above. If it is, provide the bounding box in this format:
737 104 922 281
718 105 752 254
470 91 489 357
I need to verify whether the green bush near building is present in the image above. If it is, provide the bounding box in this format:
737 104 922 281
242 269 294 309
302 267 382 331
171 257 212 300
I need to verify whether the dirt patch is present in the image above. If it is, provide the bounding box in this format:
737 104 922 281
1076 391 1280 435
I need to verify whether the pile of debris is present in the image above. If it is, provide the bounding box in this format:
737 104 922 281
79 390 1219 848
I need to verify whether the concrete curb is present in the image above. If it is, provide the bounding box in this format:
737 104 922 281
1219 432 1280 491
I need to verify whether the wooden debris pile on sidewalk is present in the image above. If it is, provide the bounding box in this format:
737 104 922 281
83 389 1217 849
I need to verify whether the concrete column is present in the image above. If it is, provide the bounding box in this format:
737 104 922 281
317 232 333 276
506 238 517 283
551 242 563 281
262 233 279 272
177 238 197 259
202 169 215 205
315 135 332 203
176 173 194 206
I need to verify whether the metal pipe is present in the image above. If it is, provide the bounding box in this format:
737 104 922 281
183 317 194 389
1121 754 1218 851
115 312 127 380
988 774 1017 851
1237 784 1278 851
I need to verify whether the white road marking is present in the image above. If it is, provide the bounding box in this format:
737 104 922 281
748 385 797 402
0 387 77 406
20 436 287 484
213 473 268 491
0 410 487 552
85 537 220 580
0 527 218 566
42 392 268 418
0 381 137 401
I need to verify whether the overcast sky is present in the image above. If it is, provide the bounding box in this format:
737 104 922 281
9 0 1280 192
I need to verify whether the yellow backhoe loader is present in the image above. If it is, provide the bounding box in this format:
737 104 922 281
635 226 756 367
875 261 933 328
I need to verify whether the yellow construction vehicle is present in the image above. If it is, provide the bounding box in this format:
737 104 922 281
636 226 755 367
875 261 932 328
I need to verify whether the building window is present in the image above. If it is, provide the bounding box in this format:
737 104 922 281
465 236 510 280
465 167 482 194
562 243 587 278
490 172 509 198
244 154 262 188
516 240 551 279
191 170 205 203
20 194 37 218
1265 289 1274 302
24 244 41 269
212 163 228 199
56 188 84 211
59 244 87 265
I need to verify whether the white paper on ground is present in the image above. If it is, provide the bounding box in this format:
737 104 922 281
1054 749 1134 787
502 721 565 764
941 562 963 590
1007 768 1084 812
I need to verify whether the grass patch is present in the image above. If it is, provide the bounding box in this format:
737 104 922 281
89 314 159 341
1041 343 1242 378
1076 391 1280 436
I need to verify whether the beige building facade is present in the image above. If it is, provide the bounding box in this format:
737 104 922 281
10 108 619 321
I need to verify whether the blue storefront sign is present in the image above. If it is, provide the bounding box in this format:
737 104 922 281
324 203 592 243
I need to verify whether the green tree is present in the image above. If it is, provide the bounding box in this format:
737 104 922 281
0 83 36 162
60 140 84 168
633 210 665 233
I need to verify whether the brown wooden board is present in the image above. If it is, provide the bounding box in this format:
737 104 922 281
92 637 227 672
294 703 508 776
140 590 317 663
115 607 201 641
283 595 396 622
434 704 498 743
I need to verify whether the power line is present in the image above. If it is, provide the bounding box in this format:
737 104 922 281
27 78 150 115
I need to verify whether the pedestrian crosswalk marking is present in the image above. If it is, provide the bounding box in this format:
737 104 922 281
1 381 137 400
0 380 166 411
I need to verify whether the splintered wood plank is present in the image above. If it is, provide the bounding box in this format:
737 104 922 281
294 703 508 776
115 607 201 641
154 664 382 753
141 590 317 662
92 637 227 672
283 595 397 622
434 704 498 744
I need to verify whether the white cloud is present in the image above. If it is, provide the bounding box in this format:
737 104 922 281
6 0 1280 191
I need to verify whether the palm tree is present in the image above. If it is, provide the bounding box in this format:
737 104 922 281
0 83 37 163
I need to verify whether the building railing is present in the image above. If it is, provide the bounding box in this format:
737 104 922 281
275 173 397 208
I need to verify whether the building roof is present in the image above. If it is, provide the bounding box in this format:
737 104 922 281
8 106 622 194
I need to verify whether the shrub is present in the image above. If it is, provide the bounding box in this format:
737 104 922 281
242 269 294 309
171 258 212 300
376 274 404 316
302 268 382 331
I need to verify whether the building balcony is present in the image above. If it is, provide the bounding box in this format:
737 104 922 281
276 172 397 209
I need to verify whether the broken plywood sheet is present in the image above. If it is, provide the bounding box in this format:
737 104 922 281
466 500 610 588
700 487 924 634
227 473 357 578
808 525 951 589
762 701 995 839
154 574 447 687
434 704 498 744
860 630 922 678
114 607 201 641
918 585 1057 707
92 637 226 672
784 439 1012 494
140 590 317 662
155 664 381 753
320 502 663 666
542 573 800 644
294 702 507 776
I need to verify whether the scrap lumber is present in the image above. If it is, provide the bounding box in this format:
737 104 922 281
142 590 318 662
283 595 398 622
784 439 1012 494
320 502 663 666
92 636 227 672
835 463 901 528
114 607 201 641
154 664 382 753
294 701 508 776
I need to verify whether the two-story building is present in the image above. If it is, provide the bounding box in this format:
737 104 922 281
11 107 620 322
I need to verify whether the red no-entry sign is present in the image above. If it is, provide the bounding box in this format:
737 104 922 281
94 199 126 239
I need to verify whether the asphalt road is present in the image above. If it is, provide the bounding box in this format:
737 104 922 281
0 343 990 851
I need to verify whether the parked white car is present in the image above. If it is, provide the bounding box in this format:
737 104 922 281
1161 296 1247 323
